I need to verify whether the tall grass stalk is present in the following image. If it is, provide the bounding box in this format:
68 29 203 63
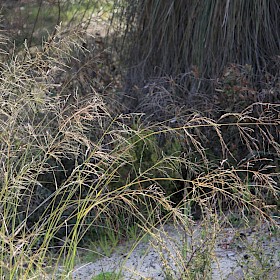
0 24 279 279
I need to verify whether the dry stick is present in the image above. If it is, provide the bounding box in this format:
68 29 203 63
27 0 44 49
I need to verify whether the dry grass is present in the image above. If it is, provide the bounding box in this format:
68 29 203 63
0 7 279 279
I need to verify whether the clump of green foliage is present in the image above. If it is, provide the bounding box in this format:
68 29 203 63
91 272 120 280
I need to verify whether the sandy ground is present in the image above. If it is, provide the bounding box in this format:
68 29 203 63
70 221 280 280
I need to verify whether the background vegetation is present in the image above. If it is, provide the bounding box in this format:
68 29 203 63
0 0 279 279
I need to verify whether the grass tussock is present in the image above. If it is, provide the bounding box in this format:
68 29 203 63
112 0 280 98
0 11 279 280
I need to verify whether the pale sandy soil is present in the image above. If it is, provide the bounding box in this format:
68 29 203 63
70 221 280 280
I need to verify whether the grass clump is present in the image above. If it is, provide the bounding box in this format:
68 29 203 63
91 271 120 280
0 26 184 279
0 8 279 280
112 0 280 89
